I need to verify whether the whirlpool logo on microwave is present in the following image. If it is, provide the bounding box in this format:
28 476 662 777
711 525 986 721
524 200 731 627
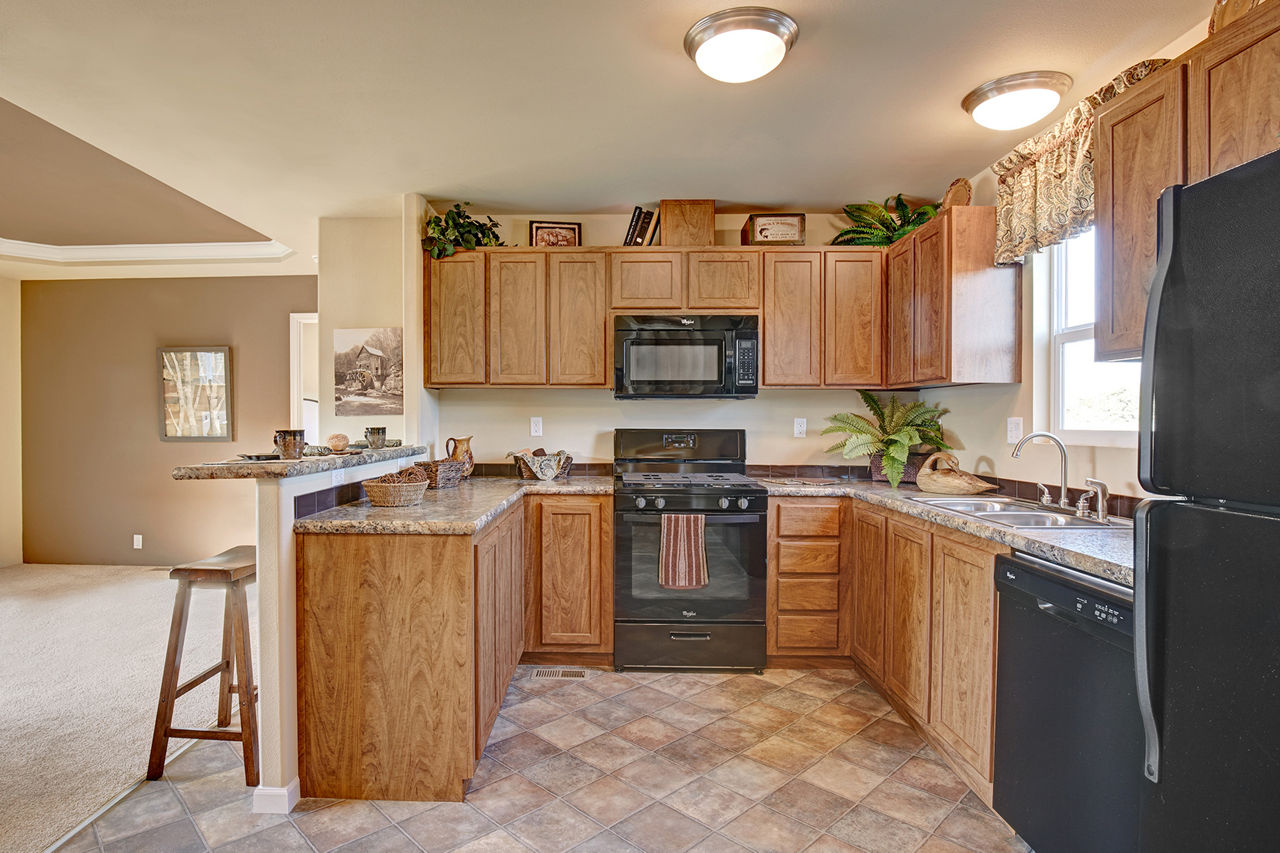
683 610 697 618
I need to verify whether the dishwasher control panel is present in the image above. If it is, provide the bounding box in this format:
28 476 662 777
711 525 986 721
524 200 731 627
996 553 1134 638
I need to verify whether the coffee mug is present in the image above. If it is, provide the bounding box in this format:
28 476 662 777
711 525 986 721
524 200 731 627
274 429 306 460
365 426 387 449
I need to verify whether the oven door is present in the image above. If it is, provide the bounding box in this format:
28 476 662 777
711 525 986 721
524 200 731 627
614 509 766 623
615 331 731 398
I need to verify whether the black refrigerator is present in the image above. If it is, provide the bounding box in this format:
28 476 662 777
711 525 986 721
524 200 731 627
1135 145 1280 851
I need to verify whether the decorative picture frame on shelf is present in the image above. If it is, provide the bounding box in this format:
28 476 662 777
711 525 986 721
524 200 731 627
529 220 581 247
158 346 232 441
741 213 806 245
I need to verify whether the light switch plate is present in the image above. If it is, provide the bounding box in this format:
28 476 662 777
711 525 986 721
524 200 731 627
1007 417 1024 444
133 534 143 550
794 418 807 438
531 417 543 437
331 469 345 486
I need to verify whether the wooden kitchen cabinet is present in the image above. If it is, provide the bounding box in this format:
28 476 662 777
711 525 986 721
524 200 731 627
762 252 823 386
488 253 547 384
767 498 852 655
548 253 608 385
687 251 761 309
524 495 613 653
824 250 885 386
883 207 1020 387
610 252 684 309
428 252 487 384
474 504 525 757
850 506 887 679
884 518 933 720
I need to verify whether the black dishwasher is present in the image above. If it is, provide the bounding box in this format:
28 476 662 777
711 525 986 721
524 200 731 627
994 552 1143 853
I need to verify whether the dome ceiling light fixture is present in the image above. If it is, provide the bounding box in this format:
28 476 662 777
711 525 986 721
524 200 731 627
684 7 799 84
962 71 1074 130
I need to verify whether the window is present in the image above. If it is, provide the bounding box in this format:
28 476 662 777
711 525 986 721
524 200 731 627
1049 228 1141 447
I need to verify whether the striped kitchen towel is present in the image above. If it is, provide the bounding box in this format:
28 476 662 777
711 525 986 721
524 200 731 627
659 513 709 590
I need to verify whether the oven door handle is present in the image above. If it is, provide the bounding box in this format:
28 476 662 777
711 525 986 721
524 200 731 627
618 513 763 524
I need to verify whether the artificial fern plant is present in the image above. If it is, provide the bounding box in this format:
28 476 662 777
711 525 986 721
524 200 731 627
831 195 937 247
423 202 505 258
822 391 951 488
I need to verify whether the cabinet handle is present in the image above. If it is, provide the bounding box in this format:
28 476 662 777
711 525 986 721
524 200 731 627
669 632 712 641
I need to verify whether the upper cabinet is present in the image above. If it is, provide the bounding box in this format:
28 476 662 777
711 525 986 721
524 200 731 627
762 252 823 386
548 253 608 385
610 252 684 309
1095 1 1280 360
687 251 761 309
488 253 547 385
825 251 885 386
883 207 1021 388
428 253 488 385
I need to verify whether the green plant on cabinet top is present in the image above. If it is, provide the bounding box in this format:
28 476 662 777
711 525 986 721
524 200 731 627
423 202 505 258
832 195 937 246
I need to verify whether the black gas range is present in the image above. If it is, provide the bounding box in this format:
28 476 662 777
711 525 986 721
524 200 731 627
612 429 767 672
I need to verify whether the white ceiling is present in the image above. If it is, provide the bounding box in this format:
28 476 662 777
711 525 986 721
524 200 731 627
0 0 1208 279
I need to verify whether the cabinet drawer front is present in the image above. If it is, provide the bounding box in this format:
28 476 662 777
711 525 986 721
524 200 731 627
687 251 761 309
776 502 842 537
610 253 684 308
776 614 840 649
778 577 839 611
777 541 841 574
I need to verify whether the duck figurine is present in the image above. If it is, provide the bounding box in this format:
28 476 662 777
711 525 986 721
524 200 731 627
916 452 998 495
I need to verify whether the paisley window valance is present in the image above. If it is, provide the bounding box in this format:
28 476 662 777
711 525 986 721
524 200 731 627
992 59 1170 265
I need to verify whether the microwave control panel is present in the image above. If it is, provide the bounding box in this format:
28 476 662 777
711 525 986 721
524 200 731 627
736 338 757 387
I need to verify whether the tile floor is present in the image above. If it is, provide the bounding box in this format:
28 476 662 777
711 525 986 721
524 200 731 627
60 666 1030 853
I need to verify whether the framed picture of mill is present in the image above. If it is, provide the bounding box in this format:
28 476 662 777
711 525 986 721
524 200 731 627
158 346 232 440
334 327 404 416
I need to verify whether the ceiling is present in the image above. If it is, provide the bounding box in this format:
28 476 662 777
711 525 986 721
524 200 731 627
0 0 1209 279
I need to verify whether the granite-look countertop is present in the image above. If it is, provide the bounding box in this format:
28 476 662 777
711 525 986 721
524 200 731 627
763 481 1134 586
293 476 615 536
172 446 429 480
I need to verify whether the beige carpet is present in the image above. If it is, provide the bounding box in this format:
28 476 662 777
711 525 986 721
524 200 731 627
0 563 258 853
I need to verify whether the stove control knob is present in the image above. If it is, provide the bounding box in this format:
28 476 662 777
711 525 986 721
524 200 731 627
635 497 646 509
654 497 666 509
737 497 750 510
718 497 730 509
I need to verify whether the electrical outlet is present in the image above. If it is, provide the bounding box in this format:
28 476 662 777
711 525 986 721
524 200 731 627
133 534 143 550
530 417 543 437
1007 417 1024 444
794 418 807 438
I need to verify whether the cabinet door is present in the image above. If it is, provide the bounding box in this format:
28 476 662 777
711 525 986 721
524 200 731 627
930 536 997 779
885 239 915 385
507 509 526 672
1095 69 1187 360
687 251 762 309
763 252 823 386
533 496 610 648
850 508 887 679
824 251 885 386
884 519 932 719
913 222 949 383
488 253 547 385
474 530 500 758
428 252 487 384
548 253 607 385
1188 5 1280 182
610 252 684 309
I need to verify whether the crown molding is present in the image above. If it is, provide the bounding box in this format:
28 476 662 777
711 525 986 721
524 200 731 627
0 237 293 263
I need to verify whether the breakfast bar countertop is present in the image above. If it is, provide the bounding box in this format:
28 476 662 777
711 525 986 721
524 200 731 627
171 445 430 480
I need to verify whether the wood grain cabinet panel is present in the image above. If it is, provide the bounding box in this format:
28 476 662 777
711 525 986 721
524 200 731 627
912 223 949 384
776 502 842 537
687 251 761 309
850 507 887 680
768 498 852 656
428 252 487 384
488 253 547 384
776 615 840 650
884 519 932 720
524 495 613 653
885 240 915 386
610 252 684 309
777 577 840 610
1095 69 1186 360
548 253 607 385
776 541 841 574
930 535 998 778
762 252 823 386
474 528 500 758
824 251 885 386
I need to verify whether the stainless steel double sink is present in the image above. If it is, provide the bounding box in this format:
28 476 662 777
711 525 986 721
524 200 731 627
909 495 1130 530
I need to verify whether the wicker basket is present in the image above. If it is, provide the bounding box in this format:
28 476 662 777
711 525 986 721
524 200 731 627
514 454 573 480
363 480 428 507
414 459 468 489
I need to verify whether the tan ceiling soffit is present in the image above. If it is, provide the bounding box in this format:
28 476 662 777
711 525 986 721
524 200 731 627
0 237 293 264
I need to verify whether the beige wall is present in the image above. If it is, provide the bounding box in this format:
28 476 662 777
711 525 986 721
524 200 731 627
0 276 21 568
21 275 316 565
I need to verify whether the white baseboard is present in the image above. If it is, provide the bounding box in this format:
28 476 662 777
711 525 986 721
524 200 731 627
253 777 300 814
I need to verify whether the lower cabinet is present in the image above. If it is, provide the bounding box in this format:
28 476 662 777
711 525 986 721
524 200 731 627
524 495 613 653
474 503 525 758
884 519 933 720
849 507 887 679
767 498 852 655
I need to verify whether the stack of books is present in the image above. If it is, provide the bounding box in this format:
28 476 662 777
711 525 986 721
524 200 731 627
623 206 660 246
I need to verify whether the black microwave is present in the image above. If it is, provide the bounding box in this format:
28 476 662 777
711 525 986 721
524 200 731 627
614 315 758 399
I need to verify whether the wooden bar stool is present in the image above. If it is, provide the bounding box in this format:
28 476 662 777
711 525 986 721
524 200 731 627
146 545 260 786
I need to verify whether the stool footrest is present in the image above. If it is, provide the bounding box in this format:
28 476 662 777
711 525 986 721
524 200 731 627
175 661 230 700
166 727 243 742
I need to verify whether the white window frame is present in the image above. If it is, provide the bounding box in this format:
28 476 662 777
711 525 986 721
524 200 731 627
1048 230 1138 448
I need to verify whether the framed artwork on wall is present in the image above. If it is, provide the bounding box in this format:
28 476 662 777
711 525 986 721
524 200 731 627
158 346 232 440
529 220 581 247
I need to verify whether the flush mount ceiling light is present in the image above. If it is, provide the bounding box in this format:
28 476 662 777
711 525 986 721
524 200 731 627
962 71 1074 130
684 7 798 83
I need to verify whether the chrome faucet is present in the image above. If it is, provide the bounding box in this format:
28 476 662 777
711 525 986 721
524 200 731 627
1012 431 1071 510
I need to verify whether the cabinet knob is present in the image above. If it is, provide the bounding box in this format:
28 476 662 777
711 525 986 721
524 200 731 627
635 497 646 509
654 497 667 509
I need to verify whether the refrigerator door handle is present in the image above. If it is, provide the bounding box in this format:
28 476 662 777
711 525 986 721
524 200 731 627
1134 500 1161 782
1138 187 1180 493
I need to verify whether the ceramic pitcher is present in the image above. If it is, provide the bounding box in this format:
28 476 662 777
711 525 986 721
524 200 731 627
446 435 475 478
